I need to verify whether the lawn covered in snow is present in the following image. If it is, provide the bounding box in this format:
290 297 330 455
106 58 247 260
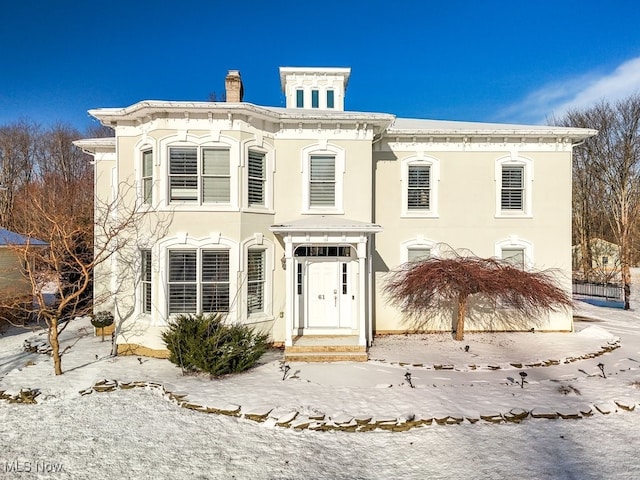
1 284 640 478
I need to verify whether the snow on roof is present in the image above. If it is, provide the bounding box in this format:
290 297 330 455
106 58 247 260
270 216 383 233
389 117 597 139
0 228 47 246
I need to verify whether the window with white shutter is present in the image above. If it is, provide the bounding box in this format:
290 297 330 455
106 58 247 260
141 249 152 313
168 147 230 204
407 165 430 210
201 250 230 313
202 148 230 203
168 250 197 313
247 249 265 314
401 157 439 217
309 155 335 207
142 150 153 205
168 250 229 314
169 148 198 201
501 166 524 211
247 150 266 207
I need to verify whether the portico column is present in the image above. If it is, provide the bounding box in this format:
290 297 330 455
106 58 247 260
284 236 294 347
357 237 367 347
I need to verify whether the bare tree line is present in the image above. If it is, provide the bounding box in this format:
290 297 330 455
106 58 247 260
557 94 640 309
0 120 111 229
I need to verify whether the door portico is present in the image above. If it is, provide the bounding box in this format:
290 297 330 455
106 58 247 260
270 217 382 347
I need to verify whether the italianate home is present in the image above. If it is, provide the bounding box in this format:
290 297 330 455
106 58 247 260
75 67 596 360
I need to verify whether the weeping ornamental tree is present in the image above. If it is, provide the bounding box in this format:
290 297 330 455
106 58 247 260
384 252 573 341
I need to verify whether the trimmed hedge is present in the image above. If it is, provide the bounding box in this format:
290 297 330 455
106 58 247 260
162 313 268 376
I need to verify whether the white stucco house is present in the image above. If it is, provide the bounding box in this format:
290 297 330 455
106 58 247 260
75 67 596 360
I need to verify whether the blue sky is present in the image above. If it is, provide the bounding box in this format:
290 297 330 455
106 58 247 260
2 1 640 131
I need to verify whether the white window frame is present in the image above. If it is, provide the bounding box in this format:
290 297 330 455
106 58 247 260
141 150 153 205
168 146 231 204
157 235 238 323
495 156 533 218
135 140 156 208
401 156 440 218
301 143 345 214
495 236 533 270
160 134 239 211
242 235 273 322
247 249 265 315
242 140 274 212
247 149 266 207
141 249 152 314
166 248 231 315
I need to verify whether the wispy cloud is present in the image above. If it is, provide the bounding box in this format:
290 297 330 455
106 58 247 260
495 56 640 124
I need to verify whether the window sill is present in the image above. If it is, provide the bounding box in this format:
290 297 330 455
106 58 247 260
495 212 533 219
244 206 275 215
165 203 241 212
401 211 439 219
246 313 274 324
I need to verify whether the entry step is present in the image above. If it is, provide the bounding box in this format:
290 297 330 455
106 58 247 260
284 351 368 362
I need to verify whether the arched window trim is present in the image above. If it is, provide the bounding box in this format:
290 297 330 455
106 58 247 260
400 237 439 264
495 235 534 270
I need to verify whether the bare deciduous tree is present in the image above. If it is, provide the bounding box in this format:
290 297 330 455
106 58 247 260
0 181 171 375
0 120 40 227
559 96 640 309
384 251 572 341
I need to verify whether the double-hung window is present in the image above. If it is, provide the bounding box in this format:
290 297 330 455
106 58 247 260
407 247 431 262
142 150 153 205
168 250 229 314
169 147 230 204
141 250 152 313
402 157 439 217
407 165 431 211
501 166 524 211
247 149 266 207
309 155 336 207
247 249 265 314
501 248 525 269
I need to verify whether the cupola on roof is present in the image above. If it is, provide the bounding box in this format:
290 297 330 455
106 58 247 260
279 67 351 111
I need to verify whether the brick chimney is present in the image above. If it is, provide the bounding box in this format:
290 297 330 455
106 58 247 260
225 70 244 102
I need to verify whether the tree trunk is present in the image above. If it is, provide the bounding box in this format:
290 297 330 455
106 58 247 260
49 318 63 375
622 263 632 310
455 293 467 341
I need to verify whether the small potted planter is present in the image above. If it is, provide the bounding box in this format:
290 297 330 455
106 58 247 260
91 311 115 342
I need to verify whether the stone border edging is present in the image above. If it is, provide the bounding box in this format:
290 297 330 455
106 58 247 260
368 340 620 372
66 378 639 433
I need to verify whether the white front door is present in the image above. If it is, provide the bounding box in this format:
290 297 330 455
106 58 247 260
304 258 354 329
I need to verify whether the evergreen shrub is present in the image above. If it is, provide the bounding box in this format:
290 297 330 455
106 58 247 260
162 313 268 376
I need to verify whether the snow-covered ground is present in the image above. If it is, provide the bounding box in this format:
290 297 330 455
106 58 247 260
1 278 640 479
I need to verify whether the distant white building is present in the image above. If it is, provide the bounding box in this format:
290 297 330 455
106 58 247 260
572 238 622 281
76 67 596 360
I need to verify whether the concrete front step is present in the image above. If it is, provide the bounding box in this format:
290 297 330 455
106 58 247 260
286 344 367 353
284 351 369 362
